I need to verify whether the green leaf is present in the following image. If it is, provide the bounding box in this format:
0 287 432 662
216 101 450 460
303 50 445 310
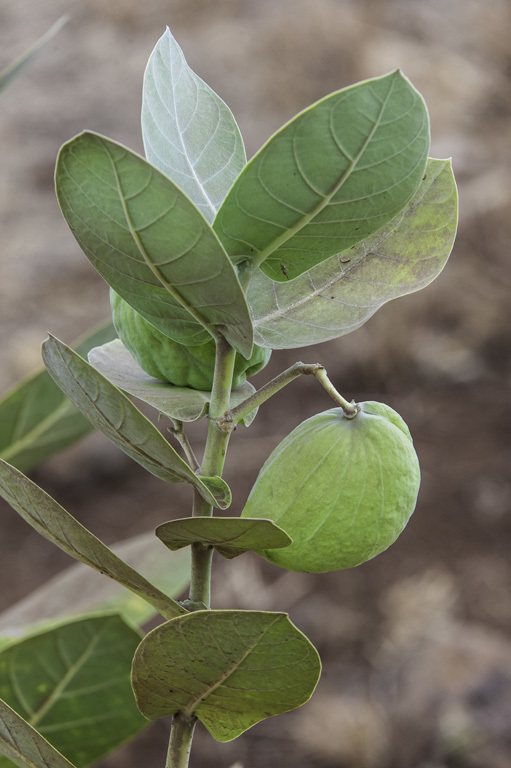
214 70 430 281
249 158 457 349
0 532 190 637
41 336 231 509
131 610 321 741
0 17 67 97
0 615 146 767
0 322 116 473
88 339 258 425
55 131 253 357
0 460 185 622
156 517 293 559
0 699 75 768
142 28 246 223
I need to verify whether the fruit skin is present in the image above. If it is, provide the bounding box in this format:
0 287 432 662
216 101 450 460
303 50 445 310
241 402 421 573
111 291 271 390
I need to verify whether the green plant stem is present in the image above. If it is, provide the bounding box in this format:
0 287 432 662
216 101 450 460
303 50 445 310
229 361 358 423
229 362 322 424
168 336 237 767
169 419 200 470
313 368 359 418
166 713 197 768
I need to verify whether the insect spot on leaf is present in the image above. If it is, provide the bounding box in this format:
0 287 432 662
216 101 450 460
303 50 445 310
280 264 290 279
423 173 427 180
340 256 350 264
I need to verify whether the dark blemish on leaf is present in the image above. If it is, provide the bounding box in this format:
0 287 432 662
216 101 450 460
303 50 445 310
280 264 289 279
423 173 427 180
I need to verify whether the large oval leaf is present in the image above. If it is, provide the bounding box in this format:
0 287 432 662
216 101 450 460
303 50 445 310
88 339 258 426
214 70 429 281
0 322 115 473
249 158 457 348
41 336 231 509
55 131 253 357
155 517 292 559
0 699 75 768
0 615 145 768
142 28 246 223
0 460 185 621
131 610 321 742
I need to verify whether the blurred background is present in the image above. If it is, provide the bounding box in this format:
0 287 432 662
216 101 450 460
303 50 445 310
0 1 510 766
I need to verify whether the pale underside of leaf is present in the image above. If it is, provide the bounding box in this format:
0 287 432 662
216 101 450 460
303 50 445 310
131 610 321 741
0 460 185 621
41 336 231 509
88 339 257 425
214 70 430 281
55 131 253 357
0 533 190 639
142 28 246 223
248 158 458 349
0 699 75 768
155 517 292 559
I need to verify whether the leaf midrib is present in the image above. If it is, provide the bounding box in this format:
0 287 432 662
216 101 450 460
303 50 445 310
251 165 436 329
251 75 396 267
20 621 109 729
103 141 219 342
183 615 282 717
0 400 78 465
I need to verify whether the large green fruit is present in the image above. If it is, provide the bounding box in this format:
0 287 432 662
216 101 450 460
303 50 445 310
111 291 271 390
241 402 420 572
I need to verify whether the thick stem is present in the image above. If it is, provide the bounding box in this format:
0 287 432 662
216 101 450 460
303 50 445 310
166 714 197 768
166 338 237 767
188 337 236 610
188 487 214 608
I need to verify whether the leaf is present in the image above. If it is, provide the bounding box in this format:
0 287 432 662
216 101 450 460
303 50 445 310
0 17 67 96
41 336 231 509
55 131 253 357
0 699 75 768
214 70 430 281
88 339 258 425
249 158 458 349
142 27 246 224
0 461 185 622
0 615 146 767
131 610 321 741
0 322 116 473
0 532 190 638
156 517 293 559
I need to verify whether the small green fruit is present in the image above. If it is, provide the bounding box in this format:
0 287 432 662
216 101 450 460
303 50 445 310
241 402 420 572
111 291 271 390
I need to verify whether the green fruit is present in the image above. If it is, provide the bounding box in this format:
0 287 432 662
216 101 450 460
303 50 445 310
111 291 271 390
241 402 420 572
